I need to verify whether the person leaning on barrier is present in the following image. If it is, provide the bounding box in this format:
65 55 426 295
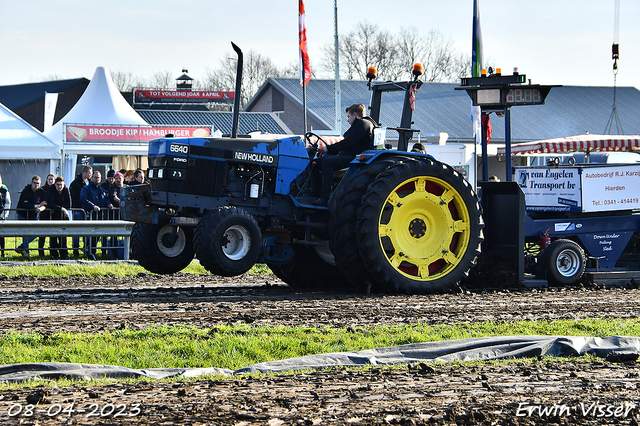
0 174 11 258
15 175 47 260
108 172 125 220
80 171 113 258
48 176 71 260
105 172 126 258
38 173 56 257
69 165 92 258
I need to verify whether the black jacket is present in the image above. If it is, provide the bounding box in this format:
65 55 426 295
326 116 376 156
48 187 72 220
17 184 46 220
39 183 53 220
69 174 87 209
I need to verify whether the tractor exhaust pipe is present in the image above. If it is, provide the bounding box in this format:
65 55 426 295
231 42 243 138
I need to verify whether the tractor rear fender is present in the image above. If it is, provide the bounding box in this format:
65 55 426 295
332 150 436 195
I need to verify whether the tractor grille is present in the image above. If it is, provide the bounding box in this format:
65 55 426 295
184 158 227 196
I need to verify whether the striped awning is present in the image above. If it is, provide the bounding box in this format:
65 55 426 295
497 135 640 156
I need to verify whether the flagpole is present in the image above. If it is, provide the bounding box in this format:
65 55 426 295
303 80 308 134
471 0 484 189
333 0 341 134
299 0 310 135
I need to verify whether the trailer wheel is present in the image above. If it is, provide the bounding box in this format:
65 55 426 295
131 223 194 274
357 158 483 294
194 207 261 277
542 239 586 286
272 244 350 290
328 156 408 292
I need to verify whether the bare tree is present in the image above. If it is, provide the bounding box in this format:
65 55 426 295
334 21 399 80
199 50 297 108
320 23 468 83
148 71 175 89
111 71 145 92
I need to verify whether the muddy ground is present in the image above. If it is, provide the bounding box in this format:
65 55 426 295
1 272 640 425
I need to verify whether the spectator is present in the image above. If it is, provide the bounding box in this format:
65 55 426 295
488 175 500 182
0 174 10 258
101 169 115 191
48 176 71 260
107 172 126 258
108 172 125 219
15 175 47 260
411 142 427 154
69 165 92 257
38 173 56 257
80 171 113 258
128 168 147 185
118 169 129 185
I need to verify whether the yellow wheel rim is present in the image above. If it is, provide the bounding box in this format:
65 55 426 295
377 176 471 281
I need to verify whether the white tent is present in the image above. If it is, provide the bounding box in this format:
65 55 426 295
44 66 150 180
0 103 60 216
0 102 59 160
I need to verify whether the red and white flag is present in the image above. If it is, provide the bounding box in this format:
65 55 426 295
298 0 311 86
409 83 418 111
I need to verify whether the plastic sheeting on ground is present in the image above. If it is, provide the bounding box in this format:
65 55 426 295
1 335 639 383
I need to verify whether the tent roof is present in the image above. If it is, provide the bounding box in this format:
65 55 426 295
497 134 640 156
45 67 149 145
0 78 89 111
0 102 58 159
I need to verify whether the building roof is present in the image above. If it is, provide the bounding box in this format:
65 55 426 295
138 110 291 135
247 78 640 143
0 78 89 111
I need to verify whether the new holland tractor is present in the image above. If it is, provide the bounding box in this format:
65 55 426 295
122 43 484 294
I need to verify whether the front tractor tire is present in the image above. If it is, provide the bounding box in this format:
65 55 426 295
131 223 194 274
357 158 483 294
194 207 262 277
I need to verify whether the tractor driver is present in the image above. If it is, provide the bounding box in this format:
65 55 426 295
311 103 376 205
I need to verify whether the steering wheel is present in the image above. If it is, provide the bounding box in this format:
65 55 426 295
304 132 327 149
304 132 329 160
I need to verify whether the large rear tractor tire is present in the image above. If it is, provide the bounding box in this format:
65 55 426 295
541 239 586 286
194 207 262 277
357 158 483 294
328 156 408 292
131 223 194 274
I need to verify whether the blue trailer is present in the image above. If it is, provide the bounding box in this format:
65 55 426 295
481 163 640 286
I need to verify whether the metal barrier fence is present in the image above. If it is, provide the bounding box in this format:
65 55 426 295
0 208 134 260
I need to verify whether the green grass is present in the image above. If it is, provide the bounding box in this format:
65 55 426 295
1 319 639 371
0 260 270 277
0 257 633 387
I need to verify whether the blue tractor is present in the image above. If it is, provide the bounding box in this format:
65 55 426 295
122 43 484 294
